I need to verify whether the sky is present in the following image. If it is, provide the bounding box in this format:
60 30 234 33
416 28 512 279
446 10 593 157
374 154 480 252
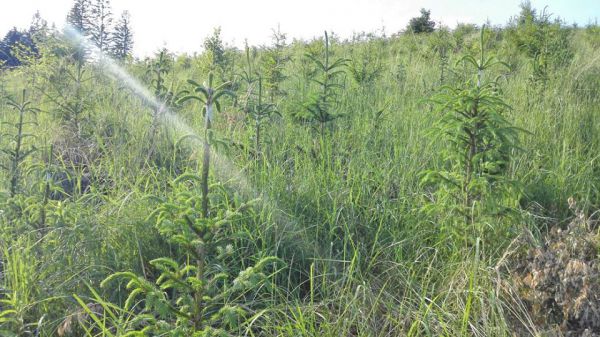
0 0 598 57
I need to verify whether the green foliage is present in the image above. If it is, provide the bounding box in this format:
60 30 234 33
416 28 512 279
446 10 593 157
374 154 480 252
203 27 227 71
453 23 478 51
0 241 43 337
506 2 573 69
178 72 235 218
247 76 278 157
347 40 383 87
145 48 185 166
420 27 524 239
0 28 39 68
296 31 348 138
239 42 258 111
407 8 436 34
35 47 93 136
584 22 600 47
2 90 38 196
99 176 283 336
427 27 454 85
261 26 289 102
147 49 176 102
1 5 599 337
240 45 279 156
111 11 134 60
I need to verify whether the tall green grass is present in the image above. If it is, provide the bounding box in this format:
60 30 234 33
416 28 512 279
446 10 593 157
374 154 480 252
0 20 598 336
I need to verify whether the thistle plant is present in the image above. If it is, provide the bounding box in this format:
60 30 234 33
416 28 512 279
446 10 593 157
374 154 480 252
101 175 282 336
420 26 523 238
178 73 235 218
2 90 38 197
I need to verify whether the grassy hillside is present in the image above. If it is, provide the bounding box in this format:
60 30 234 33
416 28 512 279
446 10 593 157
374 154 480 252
1 8 600 337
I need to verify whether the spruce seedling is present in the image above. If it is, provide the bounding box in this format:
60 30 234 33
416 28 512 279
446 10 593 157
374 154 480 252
302 31 349 140
348 40 383 87
179 72 235 218
2 90 38 196
36 48 91 137
101 176 283 335
421 26 523 237
249 76 278 157
145 48 184 162
262 25 289 103
428 27 453 85
240 42 258 115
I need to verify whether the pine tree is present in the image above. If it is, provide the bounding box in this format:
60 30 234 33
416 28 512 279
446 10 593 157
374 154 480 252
89 0 113 52
111 11 133 59
66 0 91 34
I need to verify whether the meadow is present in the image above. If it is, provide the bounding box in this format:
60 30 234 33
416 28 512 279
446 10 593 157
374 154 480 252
1 4 600 336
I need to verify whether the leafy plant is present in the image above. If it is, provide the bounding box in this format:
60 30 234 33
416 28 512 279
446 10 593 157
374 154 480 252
100 175 283 336
347 40 383 87
239 42 258 115
261 26 289 103
420 26 523 239
2 89 38 197
507 3 573 69
427 27 454 85
298 31 348 140
145 48 184 164
178 73 235 218
203 27 228 74
36 46 92 137
248 76 278 157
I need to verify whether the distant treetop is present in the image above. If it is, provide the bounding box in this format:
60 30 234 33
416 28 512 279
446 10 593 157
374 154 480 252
407 8 436 33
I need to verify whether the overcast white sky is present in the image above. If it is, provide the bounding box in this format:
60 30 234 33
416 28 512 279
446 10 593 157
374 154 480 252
0 0 598 57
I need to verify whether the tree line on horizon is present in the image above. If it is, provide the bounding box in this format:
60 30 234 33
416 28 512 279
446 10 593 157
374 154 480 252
0 0 133 68
0 0 585 69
